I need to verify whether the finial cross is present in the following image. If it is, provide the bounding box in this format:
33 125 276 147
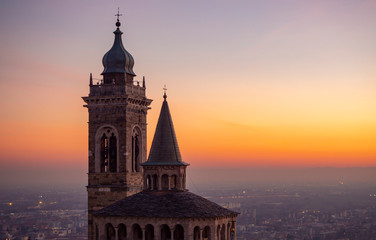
115 8 122 21
163 85 167 99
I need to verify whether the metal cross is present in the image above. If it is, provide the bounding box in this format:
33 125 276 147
163 85 167 99
115 8 122 21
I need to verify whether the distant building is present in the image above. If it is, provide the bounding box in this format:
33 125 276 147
83 16 238 240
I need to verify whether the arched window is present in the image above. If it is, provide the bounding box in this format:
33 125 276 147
100 134 108 172
118 224 126 240
132 224 142 240
105 223 115 240
146 175 152 190
216 225 221 240
132 128 141 172
203 226 211 240
220 224 226 240
96 126 118 173
174 224 184 240
170 175 177 189
193 226 200 240
160 225 171 240
145 224 154 240
230 222 235 240
153 174 158 190
109 134 117 172
161 174 169 190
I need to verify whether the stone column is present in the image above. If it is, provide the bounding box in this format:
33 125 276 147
226 223 231 240
142 228 146 240
199 228 203 240
179 173 183 190
154 226 161 240
158 174 162 190
185 224 193 240
115 227 119 240
212 224 217 240
168 176 171 190
170 229 174 240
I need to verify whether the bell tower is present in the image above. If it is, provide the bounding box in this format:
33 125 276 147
82 14 152 240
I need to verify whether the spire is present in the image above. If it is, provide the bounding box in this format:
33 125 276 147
142 76 146 88
89 73 93 86
101 9 135 76
144 94 188 166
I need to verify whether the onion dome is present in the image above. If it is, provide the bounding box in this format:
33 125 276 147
143 94 188 166
101 19 136 76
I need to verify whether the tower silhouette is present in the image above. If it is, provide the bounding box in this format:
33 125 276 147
82 16 152 240
83 14 238 240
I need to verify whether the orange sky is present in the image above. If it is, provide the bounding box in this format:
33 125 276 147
0 0 375 181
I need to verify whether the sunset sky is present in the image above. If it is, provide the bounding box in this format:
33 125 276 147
0 1 375 186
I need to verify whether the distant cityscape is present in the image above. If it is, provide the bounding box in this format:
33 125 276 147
1 182 375 240
0 188 87 240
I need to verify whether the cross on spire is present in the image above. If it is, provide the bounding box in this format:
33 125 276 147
163 85 167 99
115 8 122 22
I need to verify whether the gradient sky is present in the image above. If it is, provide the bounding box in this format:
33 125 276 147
0 1 375 186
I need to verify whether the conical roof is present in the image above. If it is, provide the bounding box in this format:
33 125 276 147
144 94 188 166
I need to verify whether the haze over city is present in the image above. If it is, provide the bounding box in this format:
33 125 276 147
0 0 375 188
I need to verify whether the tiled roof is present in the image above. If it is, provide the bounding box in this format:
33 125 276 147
94 190 238 218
